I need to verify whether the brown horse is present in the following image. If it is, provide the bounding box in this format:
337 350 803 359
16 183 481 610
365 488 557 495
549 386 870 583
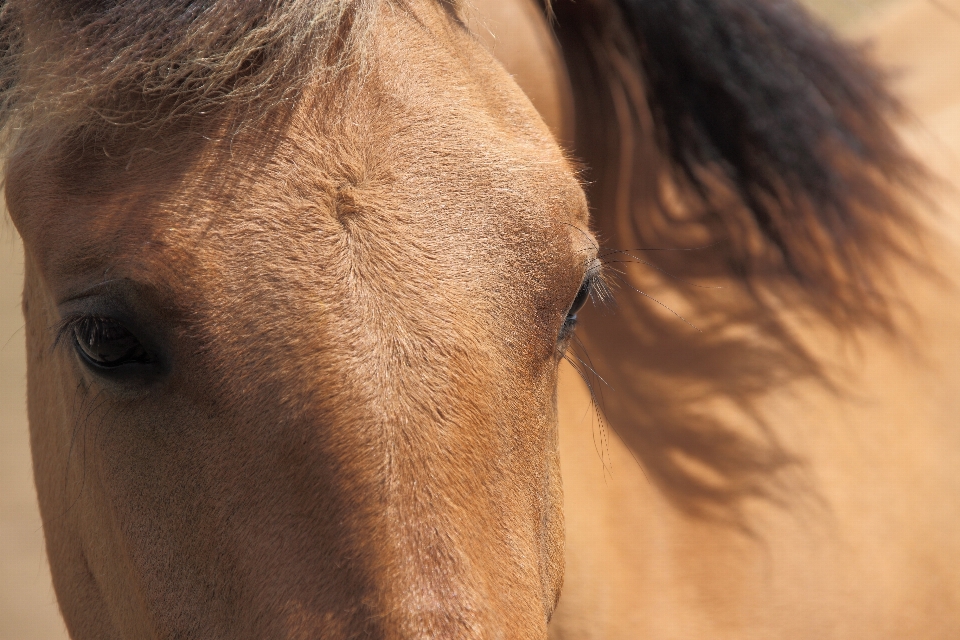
3 0 958 637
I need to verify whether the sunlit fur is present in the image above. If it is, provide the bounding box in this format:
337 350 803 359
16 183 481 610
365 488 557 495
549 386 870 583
3 0 951 637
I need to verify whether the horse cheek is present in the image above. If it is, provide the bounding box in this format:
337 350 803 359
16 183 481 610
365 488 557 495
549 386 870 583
22 254 137 639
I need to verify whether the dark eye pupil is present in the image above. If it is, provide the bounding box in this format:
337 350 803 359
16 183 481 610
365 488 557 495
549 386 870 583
568 278 593 319
73 317 150 367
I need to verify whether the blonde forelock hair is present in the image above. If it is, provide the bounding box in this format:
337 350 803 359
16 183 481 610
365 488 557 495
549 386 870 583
0 0 421 155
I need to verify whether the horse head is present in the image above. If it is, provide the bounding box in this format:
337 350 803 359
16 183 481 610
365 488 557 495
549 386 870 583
6 1 593 636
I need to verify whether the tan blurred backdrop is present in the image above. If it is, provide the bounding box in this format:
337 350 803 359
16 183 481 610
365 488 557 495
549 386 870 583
0 1 947 637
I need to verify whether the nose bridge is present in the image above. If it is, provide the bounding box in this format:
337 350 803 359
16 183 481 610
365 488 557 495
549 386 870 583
353 410 515 636
319 349 552 639
366 496 550 640
242 260 556 638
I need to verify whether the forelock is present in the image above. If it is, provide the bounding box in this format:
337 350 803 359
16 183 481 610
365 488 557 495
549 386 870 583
0 0 428 156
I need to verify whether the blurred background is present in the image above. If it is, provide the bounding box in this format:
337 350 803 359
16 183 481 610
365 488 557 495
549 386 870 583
0 0 952 637
805 0 900 24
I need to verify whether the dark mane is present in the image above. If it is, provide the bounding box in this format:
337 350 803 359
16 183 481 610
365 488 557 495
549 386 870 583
549 0 925 522
554 0 923 322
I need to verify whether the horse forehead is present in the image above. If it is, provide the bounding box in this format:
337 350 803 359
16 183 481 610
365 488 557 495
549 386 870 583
266 0 585 226
9 138 581 311
250 21 590 259
8 1 587 293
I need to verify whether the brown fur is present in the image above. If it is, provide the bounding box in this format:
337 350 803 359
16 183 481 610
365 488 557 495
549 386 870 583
6 1 589 636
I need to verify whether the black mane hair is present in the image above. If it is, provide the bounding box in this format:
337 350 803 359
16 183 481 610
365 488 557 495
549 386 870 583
550 0 923 522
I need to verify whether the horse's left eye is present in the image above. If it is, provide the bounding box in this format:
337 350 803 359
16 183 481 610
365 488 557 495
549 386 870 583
72 316 153 368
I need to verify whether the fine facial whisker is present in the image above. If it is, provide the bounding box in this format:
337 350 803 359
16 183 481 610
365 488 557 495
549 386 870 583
600 253 724 290
609 272 703 332
597 241 721 257
561 350 614 478
567 341 612 390
564 222 601 251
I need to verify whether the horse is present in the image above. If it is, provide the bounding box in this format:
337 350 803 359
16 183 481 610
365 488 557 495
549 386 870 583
3 0 959 637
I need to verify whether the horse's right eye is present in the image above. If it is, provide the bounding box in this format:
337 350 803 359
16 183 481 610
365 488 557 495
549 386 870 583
558 272 597 342
72 316 153 368
568 276 594 319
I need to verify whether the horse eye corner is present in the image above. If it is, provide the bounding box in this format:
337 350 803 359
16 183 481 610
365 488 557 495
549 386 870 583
557 314 579 343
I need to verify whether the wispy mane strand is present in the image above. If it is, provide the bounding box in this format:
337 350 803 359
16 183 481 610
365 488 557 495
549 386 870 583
0 0 383 153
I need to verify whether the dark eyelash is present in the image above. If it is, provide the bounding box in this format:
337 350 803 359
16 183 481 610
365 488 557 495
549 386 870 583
573 265 611 314
52 315 86 350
